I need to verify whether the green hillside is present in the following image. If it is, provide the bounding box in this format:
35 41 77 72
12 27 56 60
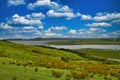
0 40 120 80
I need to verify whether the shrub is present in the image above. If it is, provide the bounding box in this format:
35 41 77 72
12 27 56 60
66 74 72 80
110 71 119 77
61 57 69 62
2 61 6 65
90 74 94 78
52 70 64 78
80 70 90 79
16 63 21 66
35 68 38 72
11 75 18 80
32 50 41 54
30 77 37 80
9 61 16 65
71 70 81 79
104 76 112 80
71 70 90 79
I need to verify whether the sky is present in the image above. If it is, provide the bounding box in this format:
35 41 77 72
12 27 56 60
0 0 120 39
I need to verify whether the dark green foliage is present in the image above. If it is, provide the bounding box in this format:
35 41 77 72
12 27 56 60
66 74 72 80
2 61 6 65
30 77 37 80
61 57 69 62
32 50 41 54
11 75 18 80
35 67 38 72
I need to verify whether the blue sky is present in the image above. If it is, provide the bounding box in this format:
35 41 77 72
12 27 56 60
0 0 120 39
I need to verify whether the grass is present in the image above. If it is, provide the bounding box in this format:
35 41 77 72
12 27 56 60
47 38 120 45
0 40 120 80
75 48 120 59
0 58 57 80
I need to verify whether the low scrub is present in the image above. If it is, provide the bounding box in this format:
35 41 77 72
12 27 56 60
71 70 90 79
11 75 18 80
52 70 64 78
66 74 72 80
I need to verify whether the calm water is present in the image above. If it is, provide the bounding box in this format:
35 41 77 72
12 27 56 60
50 45 120 50
11 41 120 50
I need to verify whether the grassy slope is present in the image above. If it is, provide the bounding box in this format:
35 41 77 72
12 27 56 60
0 40 82 61
75 48 120 59
0 40 120 80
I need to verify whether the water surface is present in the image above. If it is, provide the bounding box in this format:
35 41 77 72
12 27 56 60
11 40 120 50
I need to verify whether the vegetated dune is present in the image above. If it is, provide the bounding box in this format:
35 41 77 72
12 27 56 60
0 40 120 80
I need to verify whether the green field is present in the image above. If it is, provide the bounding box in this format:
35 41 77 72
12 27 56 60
75 49 120 59
48 38 120 45
0 40 120 80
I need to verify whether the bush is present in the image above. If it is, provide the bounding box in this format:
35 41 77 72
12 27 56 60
52 70 64 78
11 75 18 80
30 77 37 80
61 57 69 62
2 61 6 65
16 63 21 66
71 70 90 79
71 70 81 79
66 74 72 80
35 68 38 72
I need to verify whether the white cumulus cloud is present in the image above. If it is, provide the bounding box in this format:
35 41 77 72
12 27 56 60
47 9 76 20
0 23 13 29
8 0 26 6
89 28 106 32
81 14 92 20
27 0 59 10
45 32 62 37
50 26 67 31
69 29 77 34
23 26 35 30
93 12 120 21
85 22 112 27
9 14 42 26
38 26 44 29
25 12 45 20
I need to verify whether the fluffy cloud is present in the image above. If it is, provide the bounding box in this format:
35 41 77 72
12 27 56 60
93 12 120 21
76 13 81 17
43 27 64 37
79 28 106 34
47 5 76 19
57 6 72 12
25 12 45 20
8 0 25 6
112 20 120 24
69 29 77 34
0 23 13 29
108 30 120 38
38 26 44 29
23 26 35 30
9 14 42 26
27 0 59 10
85 22 112 27
78 28 108 38
28 0 76 20
47 10 75 20
89 28 106 32
50 26 67 31
0 24 43 39
44 32 62 37
81 14 92 20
